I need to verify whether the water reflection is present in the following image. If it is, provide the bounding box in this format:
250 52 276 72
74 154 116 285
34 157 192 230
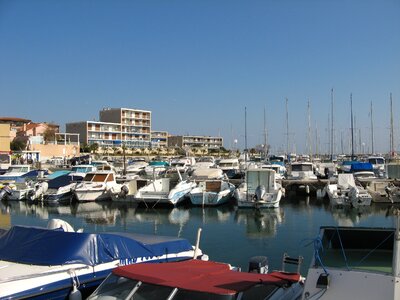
1 197 399 275
189 205 236 224
235 208 284 239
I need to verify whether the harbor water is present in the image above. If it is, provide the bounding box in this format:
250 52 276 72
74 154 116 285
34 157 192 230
0 195 397 275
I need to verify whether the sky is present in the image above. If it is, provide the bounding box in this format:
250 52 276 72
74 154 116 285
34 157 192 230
0 0 399 155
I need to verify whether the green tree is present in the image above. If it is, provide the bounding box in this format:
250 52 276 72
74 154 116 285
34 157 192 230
43 126 56 144
80 143 91 153
90 143 99 154
10 139 26 151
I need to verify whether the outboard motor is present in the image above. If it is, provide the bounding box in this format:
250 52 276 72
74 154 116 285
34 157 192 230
254 185 266 202
248 256 269 274
119 184 129 198
0 185 13 200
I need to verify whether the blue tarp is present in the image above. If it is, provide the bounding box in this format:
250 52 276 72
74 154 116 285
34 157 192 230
47 174 83 189
0 226 193 266
350 162 373 172
46 170 71 180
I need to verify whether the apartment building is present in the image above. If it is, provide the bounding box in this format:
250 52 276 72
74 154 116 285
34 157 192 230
66 107 152 148
151 131 168 148
168 135 223 149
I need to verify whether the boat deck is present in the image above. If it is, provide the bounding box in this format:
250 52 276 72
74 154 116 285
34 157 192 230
321 249 393 274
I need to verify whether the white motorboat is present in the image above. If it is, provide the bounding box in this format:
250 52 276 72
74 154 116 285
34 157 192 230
367 156 386 178
135 169 196 207
259 163 287 180
0 219 205 300
234 169 284 209
218 158 241 179
125 160 148 178
301 225 400 300
326 168 372 207
287 161 317 180
43 164 97 203
325 174 354 206
143 160 170 177
192 156 216 169
189 168 235 206
74 170 118 202
366 180 394 203
0 165 32 181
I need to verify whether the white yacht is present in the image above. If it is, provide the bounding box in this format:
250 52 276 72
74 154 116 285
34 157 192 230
287 161 317 180
74 170 118 202
326 173 372 207
234 169 284 208
189 168 235 206
135 169 196 207
218 158 241 179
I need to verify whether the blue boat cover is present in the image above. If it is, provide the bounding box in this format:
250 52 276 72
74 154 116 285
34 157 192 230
47 174 83 189
0 226 193 266
46 170 71 180
149 161 170 167
350 162 373 172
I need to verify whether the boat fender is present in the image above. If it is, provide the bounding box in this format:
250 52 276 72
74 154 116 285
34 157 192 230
69 282 82 300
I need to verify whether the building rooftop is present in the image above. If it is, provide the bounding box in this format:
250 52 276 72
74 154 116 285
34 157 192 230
0 117 31 124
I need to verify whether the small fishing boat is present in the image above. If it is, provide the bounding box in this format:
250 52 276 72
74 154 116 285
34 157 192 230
301 225 400 300
234 169 284 209
0 219 205 300
135 168 196 207
325 173 372 207
74 170 118 202
189 168 235 206
366 179 393 203
88 256 304 300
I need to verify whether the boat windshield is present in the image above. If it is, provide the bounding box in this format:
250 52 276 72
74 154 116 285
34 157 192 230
88 274 236 300
71 166 93 173
291 164 313 172
368 158 385 165
6 166 29 173
219 162 237 168
317 227 394 274
84 173 113 182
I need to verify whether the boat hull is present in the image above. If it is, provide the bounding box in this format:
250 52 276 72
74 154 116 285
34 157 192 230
234 189 283 209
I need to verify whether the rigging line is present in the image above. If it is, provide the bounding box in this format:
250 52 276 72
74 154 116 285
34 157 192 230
335 228 350 271
354 231 395 269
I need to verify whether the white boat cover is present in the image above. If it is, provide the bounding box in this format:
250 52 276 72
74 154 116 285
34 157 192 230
246 169 275 193
337 174 356 189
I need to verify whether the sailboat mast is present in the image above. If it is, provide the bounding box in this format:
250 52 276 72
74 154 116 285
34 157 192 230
350 93 355 160
285 98 289 156
370 101 374 155
331 88 334 160
390 93 394 157
308 100 311 157
245 106 248 163
263 106 267 159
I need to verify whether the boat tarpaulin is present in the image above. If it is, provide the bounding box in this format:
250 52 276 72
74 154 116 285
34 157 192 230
114 259 301 295
0 226 193 266
350 162 373 172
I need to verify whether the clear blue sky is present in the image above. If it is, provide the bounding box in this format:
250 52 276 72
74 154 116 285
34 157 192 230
1 0 399 154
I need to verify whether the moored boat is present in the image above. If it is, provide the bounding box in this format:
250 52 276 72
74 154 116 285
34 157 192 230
189 168 235 206
74 170 118 202
0 219 205 299
301 225 400 299
135 168 196 207
88 256 304 300
234 169 284 209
